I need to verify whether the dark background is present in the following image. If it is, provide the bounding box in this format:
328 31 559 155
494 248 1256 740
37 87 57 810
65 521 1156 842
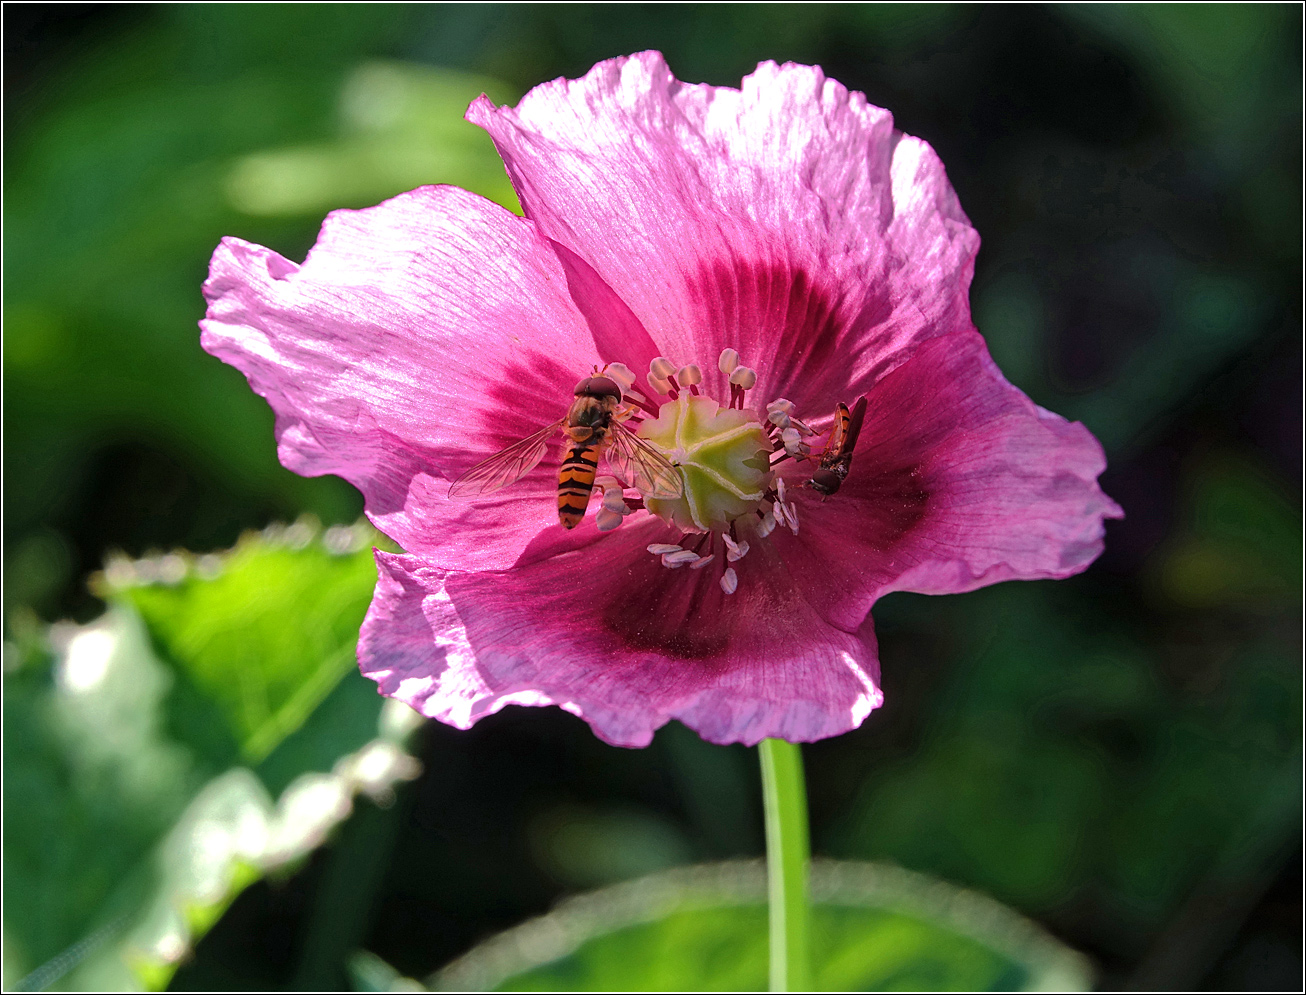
5 4 1301 991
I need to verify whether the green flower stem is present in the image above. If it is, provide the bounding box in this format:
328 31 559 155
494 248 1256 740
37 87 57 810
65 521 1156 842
759 737 812 992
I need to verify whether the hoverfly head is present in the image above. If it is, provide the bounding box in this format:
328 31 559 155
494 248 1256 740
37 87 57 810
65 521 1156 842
574 375 622 400
808 468 842 496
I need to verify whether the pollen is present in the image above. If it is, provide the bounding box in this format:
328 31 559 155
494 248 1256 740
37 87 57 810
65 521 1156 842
637 393 772 532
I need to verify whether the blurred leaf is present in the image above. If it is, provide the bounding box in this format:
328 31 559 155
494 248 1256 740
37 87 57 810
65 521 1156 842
836 582 1301 935
1149 452 1300 610
110 519 380 764
349 950 425 992
429 860 1091 992
225 61 520 217
3 524 422 991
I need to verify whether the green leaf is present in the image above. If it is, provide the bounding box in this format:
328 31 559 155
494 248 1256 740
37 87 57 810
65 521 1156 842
110 519 381 765
429 861 1092 992
4 523 423 991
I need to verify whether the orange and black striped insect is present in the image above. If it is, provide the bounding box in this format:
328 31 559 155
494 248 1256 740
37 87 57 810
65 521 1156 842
806 395 867 497
448 374 683 529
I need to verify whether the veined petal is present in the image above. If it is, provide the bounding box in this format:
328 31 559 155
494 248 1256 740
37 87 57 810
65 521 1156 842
777 331 1124 631
359 529 882 749
201 186 627 566
468 52 979 412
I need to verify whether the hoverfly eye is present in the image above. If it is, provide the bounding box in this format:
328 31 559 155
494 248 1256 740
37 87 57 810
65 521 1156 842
574 376 622 400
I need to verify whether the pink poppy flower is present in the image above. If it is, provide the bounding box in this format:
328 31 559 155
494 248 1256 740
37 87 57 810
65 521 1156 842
201 52 1122 748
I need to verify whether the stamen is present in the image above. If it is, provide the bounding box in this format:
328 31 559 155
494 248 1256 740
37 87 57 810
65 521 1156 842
781 426 804 455
718 348 739 375
766 398 795 417
689 553 716 571
647 543 684 555
595 508 625 532
648 373 672 396
662 549 700 568
601 489 630 513
755 511 777 538
729 366 757 390
677 364 702 396
723 535 750 561
776 478 787 505
650 357 677 380
605 363 636 390
719 567 739 595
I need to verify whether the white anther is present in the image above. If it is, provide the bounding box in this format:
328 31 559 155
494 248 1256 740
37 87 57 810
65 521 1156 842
595 508 625 532
604 363 635 389
776 478 787 504
596 475 621 492
766 398 796 416
718 348 739 374
602 489 629 513
778 502 799 535
689 553 716 571
719 567 739 595
648 373 672 395
662 549 700 568
650 356 677 380
756 512 777 538
723 536 750 562
624 388 647 403
768 409 792 428
676 364 702 385
791 418 816 436
729 366 757 390
647 543 684 555
781 426 802 452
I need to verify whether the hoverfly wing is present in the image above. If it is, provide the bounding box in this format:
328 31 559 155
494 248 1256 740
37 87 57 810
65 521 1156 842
605 420 684 499
843 396 868 455
447 419 565 498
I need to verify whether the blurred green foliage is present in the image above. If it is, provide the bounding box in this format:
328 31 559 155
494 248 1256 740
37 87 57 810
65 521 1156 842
426 862 1091 992
3 524 419 991
4 3 1300 992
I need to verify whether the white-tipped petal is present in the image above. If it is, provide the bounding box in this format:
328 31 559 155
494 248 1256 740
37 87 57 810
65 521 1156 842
689 553 716 571
719 567 739 595
595 508 625 532
729 366 757 389
676 363 702 385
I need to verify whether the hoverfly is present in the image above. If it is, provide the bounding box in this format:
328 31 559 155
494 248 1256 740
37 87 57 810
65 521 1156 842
805 395 867 497
448 373 683 529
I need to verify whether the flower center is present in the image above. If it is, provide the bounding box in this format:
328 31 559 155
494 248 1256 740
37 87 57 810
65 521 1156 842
588 349 817 596
638 394 771 532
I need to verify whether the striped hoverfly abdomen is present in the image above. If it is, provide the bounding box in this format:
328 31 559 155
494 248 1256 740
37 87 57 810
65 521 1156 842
448 373 683 530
